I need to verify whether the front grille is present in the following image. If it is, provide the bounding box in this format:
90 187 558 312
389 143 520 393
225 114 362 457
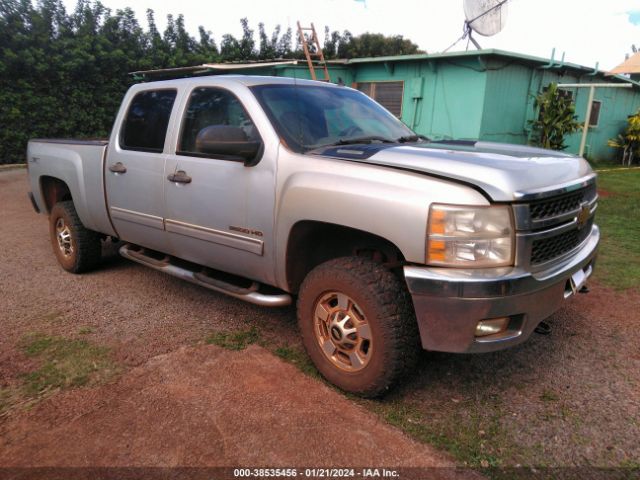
530 218 594 265
529 183 597 221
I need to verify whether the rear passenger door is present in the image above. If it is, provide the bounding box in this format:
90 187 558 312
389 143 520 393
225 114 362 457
105 88 176 253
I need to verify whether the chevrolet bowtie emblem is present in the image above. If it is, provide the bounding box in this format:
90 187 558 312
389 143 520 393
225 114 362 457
576 203 590 229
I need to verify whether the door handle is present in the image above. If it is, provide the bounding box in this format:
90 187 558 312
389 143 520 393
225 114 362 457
109 162 127 174
167 170 192 184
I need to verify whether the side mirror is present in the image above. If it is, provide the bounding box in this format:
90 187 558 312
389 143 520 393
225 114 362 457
195 125 261 165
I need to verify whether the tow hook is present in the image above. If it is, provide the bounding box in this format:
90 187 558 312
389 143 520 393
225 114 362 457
534 321 551 335
579 285 590 293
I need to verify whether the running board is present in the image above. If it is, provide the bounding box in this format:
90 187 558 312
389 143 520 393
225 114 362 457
119 244 292 307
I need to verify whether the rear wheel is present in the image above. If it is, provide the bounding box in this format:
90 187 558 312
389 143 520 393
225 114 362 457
49 200 101 273
297 256 420 397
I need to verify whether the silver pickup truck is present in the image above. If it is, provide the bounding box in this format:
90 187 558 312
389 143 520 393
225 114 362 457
27 75 599 396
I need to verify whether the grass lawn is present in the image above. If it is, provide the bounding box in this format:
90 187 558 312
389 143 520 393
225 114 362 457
593 168 640 290
1 331 119 417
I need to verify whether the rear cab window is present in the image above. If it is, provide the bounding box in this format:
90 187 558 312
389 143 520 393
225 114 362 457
120 89 177 152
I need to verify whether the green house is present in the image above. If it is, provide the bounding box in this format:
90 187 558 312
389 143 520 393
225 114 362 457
137 49 640 161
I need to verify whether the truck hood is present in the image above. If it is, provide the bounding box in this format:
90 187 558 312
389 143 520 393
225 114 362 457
316 141 594 202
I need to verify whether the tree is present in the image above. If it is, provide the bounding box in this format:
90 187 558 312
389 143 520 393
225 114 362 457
608 110 640 165
220 33 241 61
277 27 293 58
322 30 422 59
0 1 425 164
529 83 582 150
238 17 255 60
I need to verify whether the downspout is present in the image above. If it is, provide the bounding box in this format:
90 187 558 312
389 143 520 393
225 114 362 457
526 48 562 142
411 98 420 130
540 48 556 69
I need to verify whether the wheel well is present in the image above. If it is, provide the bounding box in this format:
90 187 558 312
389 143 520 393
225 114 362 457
40 176 72 213
285 221 405 293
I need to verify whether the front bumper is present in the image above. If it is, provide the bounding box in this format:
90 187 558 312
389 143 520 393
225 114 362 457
404 224 600 353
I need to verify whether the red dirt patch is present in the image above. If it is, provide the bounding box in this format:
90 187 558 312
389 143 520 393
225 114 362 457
0 344 471 478
597 189 614 198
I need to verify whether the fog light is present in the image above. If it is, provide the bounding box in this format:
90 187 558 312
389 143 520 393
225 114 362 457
475 317 510 337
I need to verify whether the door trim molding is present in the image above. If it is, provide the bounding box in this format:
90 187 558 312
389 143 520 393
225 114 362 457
165 219 264 256
110 207 164 230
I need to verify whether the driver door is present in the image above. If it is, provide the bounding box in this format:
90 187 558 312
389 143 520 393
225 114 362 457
163 86 276 283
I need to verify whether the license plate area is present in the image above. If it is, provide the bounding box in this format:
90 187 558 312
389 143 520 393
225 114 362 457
564 267 589 299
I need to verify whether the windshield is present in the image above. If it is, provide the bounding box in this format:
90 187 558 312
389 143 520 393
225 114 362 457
250 84 418 153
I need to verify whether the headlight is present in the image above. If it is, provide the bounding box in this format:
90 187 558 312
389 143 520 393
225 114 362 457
426 204 514 267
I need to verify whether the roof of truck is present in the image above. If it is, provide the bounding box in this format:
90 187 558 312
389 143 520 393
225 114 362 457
133 75 338 89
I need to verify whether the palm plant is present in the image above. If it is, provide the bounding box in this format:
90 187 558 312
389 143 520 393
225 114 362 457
608 110 640 165
529 83 582 150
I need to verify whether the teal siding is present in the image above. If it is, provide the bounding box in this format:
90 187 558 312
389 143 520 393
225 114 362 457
480 62 533 145
419 61 486 140
214 50 640 161
349 58 486 140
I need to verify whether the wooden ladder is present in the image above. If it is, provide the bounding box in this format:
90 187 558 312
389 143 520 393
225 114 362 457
297 21 330 82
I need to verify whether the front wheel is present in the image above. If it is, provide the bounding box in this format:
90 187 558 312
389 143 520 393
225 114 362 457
49 200 102 273
297 257 420 397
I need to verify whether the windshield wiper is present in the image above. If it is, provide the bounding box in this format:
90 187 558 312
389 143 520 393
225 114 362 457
335 135 396 145
396 134 430 143
306 135 398 152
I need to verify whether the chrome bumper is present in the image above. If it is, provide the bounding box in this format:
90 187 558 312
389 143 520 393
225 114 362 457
404 224 600 353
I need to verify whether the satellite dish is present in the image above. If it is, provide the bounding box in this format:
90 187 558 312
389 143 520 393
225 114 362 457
461 0 508 49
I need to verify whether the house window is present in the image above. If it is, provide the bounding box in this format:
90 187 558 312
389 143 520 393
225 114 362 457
557 89 574 101
589 100 602 127
355 81 404 117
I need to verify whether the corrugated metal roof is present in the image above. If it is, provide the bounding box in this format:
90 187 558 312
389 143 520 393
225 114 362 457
202 61 299 70
608 52 640 75
129 50 639 87
327 49 639 87
131 60 299 77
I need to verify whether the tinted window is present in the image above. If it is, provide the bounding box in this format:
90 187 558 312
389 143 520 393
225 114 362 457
179 87 260 155
251 84 415 153
120 89 177 152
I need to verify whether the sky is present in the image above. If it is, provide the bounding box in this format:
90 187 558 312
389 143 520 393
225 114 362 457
61 0 640 71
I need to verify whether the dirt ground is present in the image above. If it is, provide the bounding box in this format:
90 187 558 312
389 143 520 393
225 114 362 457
1 168 639 472
0 169 471 476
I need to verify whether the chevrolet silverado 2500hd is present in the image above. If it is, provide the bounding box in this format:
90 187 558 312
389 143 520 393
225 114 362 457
27 76 599 396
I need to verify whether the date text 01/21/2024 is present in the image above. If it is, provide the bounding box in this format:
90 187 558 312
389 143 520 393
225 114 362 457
233 468 399 478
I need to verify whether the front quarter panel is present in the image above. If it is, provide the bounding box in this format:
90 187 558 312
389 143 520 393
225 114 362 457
274 148 489 289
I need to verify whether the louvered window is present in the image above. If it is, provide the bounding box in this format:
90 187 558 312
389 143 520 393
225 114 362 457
356 81 404 117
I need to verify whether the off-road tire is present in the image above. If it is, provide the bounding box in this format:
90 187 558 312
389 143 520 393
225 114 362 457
297 256 420 397
49 200 101 273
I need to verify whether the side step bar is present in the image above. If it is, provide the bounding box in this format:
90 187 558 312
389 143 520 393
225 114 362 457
119 244 292 307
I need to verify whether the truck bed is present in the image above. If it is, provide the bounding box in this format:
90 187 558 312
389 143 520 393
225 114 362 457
27 138 116 237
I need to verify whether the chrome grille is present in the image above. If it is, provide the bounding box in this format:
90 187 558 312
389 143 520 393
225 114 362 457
529 183 597 222
513 176 598 270
530 218 594 265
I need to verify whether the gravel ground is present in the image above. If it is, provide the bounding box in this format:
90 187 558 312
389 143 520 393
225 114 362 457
0 169 472 475
1 169 639 470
